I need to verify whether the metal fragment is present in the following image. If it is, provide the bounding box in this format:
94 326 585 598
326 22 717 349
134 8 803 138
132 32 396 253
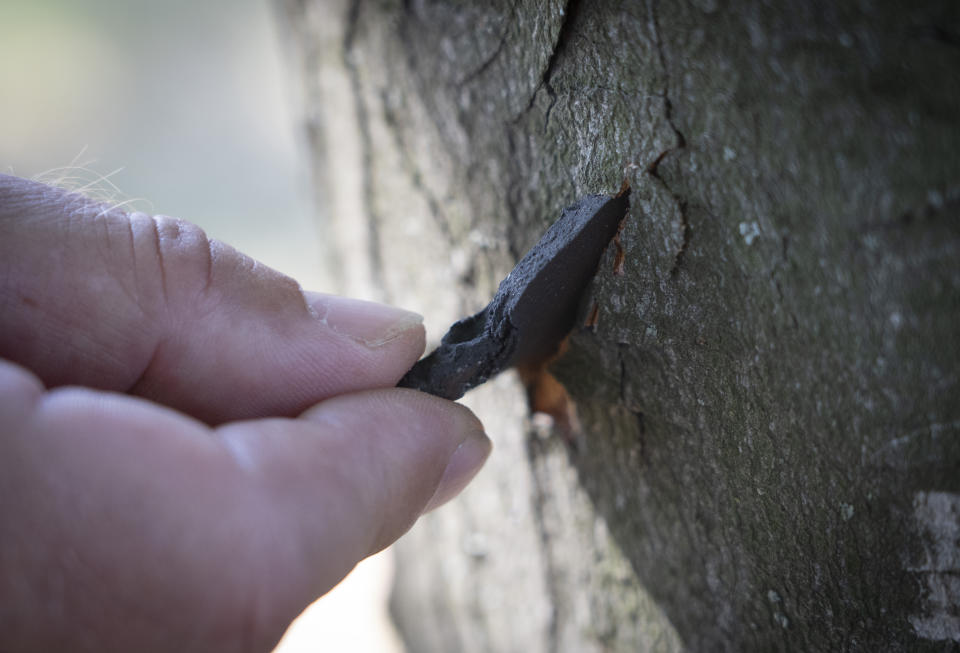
398 192 629 400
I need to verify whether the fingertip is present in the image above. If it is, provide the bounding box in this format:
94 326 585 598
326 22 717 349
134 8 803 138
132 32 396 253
0 358 44 425
299 388 491 551
302 291 425 350
0 357 44 392
422 425 492 513
300 291 427 383
221 389 490 595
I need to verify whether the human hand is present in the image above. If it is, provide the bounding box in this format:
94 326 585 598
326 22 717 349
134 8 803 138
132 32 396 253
0 174 491 652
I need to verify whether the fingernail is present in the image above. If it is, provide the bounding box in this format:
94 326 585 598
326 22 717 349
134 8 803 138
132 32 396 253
304 291 423 347
423 428 492 513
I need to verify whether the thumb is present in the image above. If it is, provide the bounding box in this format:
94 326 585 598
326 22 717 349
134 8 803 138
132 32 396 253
216 388 491 598
0 360 490 653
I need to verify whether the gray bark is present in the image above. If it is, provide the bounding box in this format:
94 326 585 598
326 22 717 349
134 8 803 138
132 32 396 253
277 0 960 650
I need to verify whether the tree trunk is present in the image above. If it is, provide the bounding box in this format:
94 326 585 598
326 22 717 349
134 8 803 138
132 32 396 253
277 1 960 650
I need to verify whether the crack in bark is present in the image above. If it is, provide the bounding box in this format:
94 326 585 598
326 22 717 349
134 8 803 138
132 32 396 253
503 1 584 261
774 278 800 329
634 410 648 466
379 89 458 252
617 342 629 404
646 152 691 276
515 0 582 129
504 128 525 262
525 433 563 653
457 4 519 87
396 2 499 264
910 24 960 48
618 344 649 465
669 196 691 276
541 0 584 131
344 0 386 293
648 0 686 152
647 0 690 276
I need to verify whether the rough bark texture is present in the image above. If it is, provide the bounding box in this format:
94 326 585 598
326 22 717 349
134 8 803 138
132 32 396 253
277 1 960 650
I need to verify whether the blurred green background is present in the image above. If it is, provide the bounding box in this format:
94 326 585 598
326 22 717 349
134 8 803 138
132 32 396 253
0 0 323 287
0 1 401 650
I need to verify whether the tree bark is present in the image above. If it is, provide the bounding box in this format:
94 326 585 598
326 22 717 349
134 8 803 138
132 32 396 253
277 1 960 650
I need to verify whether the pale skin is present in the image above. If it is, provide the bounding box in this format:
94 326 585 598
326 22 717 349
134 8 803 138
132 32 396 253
0 173 492 652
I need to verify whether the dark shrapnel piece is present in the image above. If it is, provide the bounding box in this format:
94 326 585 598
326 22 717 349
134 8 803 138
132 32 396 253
398 192 630 400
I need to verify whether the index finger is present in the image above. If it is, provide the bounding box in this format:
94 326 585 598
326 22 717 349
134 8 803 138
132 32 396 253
0 174 425 423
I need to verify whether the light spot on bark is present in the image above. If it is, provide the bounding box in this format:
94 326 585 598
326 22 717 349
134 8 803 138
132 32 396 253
766 590 789 629
739 221 760 245
839 503 854 521
907 491 960 642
